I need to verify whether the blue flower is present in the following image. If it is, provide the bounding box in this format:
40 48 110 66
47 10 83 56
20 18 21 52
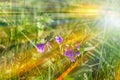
36 43 45 53
55 36 63 44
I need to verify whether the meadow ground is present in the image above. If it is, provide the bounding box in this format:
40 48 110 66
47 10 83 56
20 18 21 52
0 1 120 80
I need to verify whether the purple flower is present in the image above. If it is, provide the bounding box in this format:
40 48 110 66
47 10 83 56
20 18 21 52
64 49 74 57
36 43 45 53
76 51 80 57
55 36 63 44
64 49 75 62
69 57 75 62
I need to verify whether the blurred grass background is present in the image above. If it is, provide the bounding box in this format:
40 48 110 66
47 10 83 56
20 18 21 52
0 0 120 80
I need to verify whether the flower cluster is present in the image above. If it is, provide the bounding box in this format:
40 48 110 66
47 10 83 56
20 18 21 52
36 36 81 62
64 49 75 62
64 45 80 62
36 36 63 53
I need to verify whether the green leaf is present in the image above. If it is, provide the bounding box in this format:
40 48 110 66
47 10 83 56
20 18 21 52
84 47 95 51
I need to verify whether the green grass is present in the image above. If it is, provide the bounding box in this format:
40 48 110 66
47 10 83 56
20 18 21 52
0 1 120 80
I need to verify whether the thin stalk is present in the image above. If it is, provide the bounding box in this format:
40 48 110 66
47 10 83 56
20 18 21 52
19 31 37 49
48 60 51 80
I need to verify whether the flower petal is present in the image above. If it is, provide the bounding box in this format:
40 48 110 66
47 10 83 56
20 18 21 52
76 45 80 50
64 49 74 57
69 57 75 62
76 51 80 57
36 43 45 53
55 36 63 44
